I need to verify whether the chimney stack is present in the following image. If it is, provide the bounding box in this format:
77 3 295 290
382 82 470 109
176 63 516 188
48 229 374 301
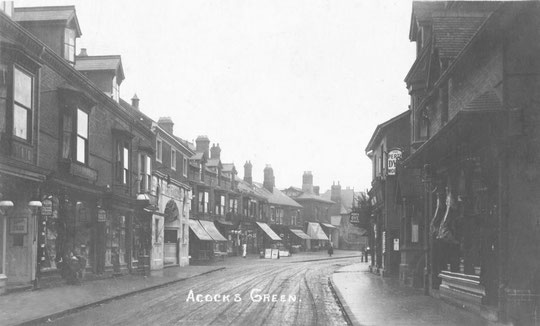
78 48 88 57
131 94 139 109
244 161 253 184
331 181 342 203
210 143 221 160
1 2 14 17
195 135 210 157
302 171 314 194
158 117 174 135
263 165 275 193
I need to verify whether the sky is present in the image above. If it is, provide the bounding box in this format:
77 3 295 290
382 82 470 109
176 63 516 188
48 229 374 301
18 0 416 193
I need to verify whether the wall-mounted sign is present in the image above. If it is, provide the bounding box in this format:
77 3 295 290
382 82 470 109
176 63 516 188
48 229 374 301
10 217 28 234
387 149 403 176
393 238 400 251
97 209 107 222
41 199 53 216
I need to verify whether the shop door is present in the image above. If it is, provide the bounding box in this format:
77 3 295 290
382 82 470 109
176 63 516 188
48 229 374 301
164 229 178 265
7 208 36 284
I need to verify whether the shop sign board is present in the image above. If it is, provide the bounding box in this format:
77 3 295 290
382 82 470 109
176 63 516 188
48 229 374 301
264 249 272 259
393 238 399 251
387 149 403 176
41 199 53 216
271 249 279 259
10 217 28 234
97 209 107 222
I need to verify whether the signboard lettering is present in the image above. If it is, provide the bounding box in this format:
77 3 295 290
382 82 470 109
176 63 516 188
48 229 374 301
97 209 107 222
41 199 53 216
393 238 400 251
350 212 360 224
10 217 28 234
387 149 402 176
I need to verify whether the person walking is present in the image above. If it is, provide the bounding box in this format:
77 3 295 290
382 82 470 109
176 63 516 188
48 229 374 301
242 243 247 258
327 244 334 257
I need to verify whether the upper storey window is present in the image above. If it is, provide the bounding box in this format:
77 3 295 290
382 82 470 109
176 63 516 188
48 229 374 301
13 66 33 141
112 76 119 102
64 28 76 64
76 109 88 164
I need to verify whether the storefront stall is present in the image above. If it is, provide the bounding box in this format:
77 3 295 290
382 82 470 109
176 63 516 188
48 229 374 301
306 222 329 251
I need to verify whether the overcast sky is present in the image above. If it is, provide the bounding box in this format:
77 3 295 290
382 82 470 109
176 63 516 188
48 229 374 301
19 0 416 193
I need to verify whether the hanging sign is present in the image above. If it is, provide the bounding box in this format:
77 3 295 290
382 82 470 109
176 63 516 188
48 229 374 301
387 149 403 176
393 238 400 251
97 209 107 222
41 199 53 216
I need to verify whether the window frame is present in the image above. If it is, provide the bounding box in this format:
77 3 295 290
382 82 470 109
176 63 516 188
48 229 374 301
75 108 89 164
156 139 163 163
63 28 76 64
12 65 33 142
171 148 176 171
182 156 187 177
138 152 152 193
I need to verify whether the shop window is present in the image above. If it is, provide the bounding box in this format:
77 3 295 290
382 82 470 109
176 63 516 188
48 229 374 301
13 66 33 141
105 215 126 267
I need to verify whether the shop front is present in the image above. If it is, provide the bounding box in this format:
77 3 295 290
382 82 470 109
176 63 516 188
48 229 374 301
255 222 282 253
306 222 329 251
288 228 310 253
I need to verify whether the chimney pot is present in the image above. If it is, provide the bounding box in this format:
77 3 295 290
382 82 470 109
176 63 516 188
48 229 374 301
79 48 88 57
131 93 139 109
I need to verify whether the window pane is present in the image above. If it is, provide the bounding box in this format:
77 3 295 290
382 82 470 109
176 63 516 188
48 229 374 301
123 147 129 169
13 104 27 139
77 136 86 163
146 156 151 175
14 67 32 108
77 109 88 138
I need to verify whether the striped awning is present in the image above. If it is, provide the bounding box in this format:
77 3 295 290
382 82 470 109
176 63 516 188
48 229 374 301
189 219 213 241
307 222 329 240
289 228 311 240
199 220 227 242
256 222 282 241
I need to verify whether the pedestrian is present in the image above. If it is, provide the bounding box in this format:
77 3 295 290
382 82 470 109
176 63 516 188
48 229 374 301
242 243 247 258
327 244 334 257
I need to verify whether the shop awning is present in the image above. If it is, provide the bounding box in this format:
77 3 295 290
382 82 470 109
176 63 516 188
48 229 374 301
256 222 282 241
199 220 228 241
289 228 311 240
189 219 213 241
321 223 337 229
307 222 329 241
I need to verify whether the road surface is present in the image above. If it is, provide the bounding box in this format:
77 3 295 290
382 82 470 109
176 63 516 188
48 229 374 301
45 257 354 326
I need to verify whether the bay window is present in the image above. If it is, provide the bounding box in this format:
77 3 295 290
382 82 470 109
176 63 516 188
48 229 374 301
198 191 209 213
76 109 88 164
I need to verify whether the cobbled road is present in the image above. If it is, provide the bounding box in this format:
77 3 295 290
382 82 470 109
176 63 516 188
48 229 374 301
44 258 354 326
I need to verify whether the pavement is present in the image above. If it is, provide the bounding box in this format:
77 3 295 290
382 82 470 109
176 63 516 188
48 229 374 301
0 249 361 326
331 262 501 326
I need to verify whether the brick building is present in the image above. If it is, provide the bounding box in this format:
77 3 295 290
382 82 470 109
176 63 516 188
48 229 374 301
0 5 158 292
365 111 410 277
397 2 540 323
283 171 334 251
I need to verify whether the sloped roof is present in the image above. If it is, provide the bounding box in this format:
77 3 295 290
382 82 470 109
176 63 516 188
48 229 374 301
222 163 236 173
75 55 125 82
252 182 302 208
296 192 334 204
13 6 82 36
464 90 503 111
365 110 410 152
432 15 488 59
206 158 221 168
190 152 204 161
